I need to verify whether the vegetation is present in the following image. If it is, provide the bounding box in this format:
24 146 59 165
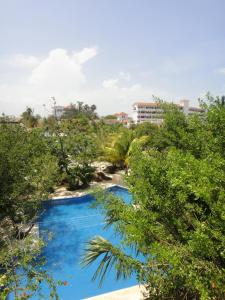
0 101 121 298
103 114 117 119
101 128 133 170
61 101 97 120
1 96 225 299
46 115 99 190
83 96 225 300
0 123 61 299
21 107 40 128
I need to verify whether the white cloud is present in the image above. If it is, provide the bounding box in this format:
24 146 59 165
119 71 131 81
0 47 98 115
0 47 169 117
99 75 166 115
102 74 141 92
8 54 40 68
102 78 119 88
29 48 86 90
121 83 142 92
102 72 131 89
74 47 98 64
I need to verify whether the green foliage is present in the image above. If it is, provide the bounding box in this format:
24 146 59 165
102 129 133 168
0 124 59 222
42 115 57 131
0 219 62 300
61 102 98 120
0 124 60 298
134 121 158 138
21 107 40 128
103 115 117 119
83 96 225 299
82 236 137 287
47 117 99 189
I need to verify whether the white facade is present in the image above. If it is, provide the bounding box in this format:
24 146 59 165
114 112 128 122
132 100 204 124
132 102 164 124
52 105 65 119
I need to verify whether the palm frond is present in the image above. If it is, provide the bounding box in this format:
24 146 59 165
81 236 135 287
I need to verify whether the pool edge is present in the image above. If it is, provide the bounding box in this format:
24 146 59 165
84 284 146 300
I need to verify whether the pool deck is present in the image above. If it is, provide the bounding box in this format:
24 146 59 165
49 181 124 200
85 285 146 300
85 285 145 300
49 168 126 200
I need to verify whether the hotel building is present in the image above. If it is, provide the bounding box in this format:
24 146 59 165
132 99 204 124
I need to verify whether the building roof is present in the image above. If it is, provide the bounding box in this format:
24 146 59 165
133 102 159 107
133 101 203 112
64 104 75 110
114 112 128 116
133 101 182 107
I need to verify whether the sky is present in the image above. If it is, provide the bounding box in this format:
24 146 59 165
1 0 225 117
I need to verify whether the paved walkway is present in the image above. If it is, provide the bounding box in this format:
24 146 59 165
49 181 115 199
85 285 146 300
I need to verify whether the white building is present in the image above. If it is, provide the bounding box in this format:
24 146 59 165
52 105 65 119
114 112 128 122
114 112 133 127
132 99 204 124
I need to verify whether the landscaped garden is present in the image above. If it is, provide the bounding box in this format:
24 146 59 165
1 96 225 299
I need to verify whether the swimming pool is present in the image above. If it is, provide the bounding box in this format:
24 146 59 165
34 186 137 299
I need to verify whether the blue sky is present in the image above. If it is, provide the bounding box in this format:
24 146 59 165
1 0 225 116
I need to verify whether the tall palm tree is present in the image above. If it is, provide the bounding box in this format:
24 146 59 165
102 131 133 169
102 132 150 170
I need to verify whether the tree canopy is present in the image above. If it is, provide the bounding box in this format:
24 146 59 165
2 96 225 299
21 107 40 128
61 102 98 120
83 96 225 300
0 124 61 299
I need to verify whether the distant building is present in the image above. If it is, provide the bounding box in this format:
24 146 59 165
103 112 132 127
132 99 204 124
52 104 77 119
114 112 128 122
114 112 132 127
52 105 65 119
0 115 21 124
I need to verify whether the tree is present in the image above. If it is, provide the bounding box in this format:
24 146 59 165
21 107 40 128
134 121 158 138
61 102 98 120
102 129 133 169
47 116 99 190
0 123 60 299
0 220 62 300
42 115 57 131
104 115 117 119
0 125 59 224
82 97 225 300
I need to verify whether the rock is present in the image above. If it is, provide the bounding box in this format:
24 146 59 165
97 171 112 181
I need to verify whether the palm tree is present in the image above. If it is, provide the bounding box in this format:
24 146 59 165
102 130 133 169
102 132 150 171
81 236 137 287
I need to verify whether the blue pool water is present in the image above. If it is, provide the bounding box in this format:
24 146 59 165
33 186 137 299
